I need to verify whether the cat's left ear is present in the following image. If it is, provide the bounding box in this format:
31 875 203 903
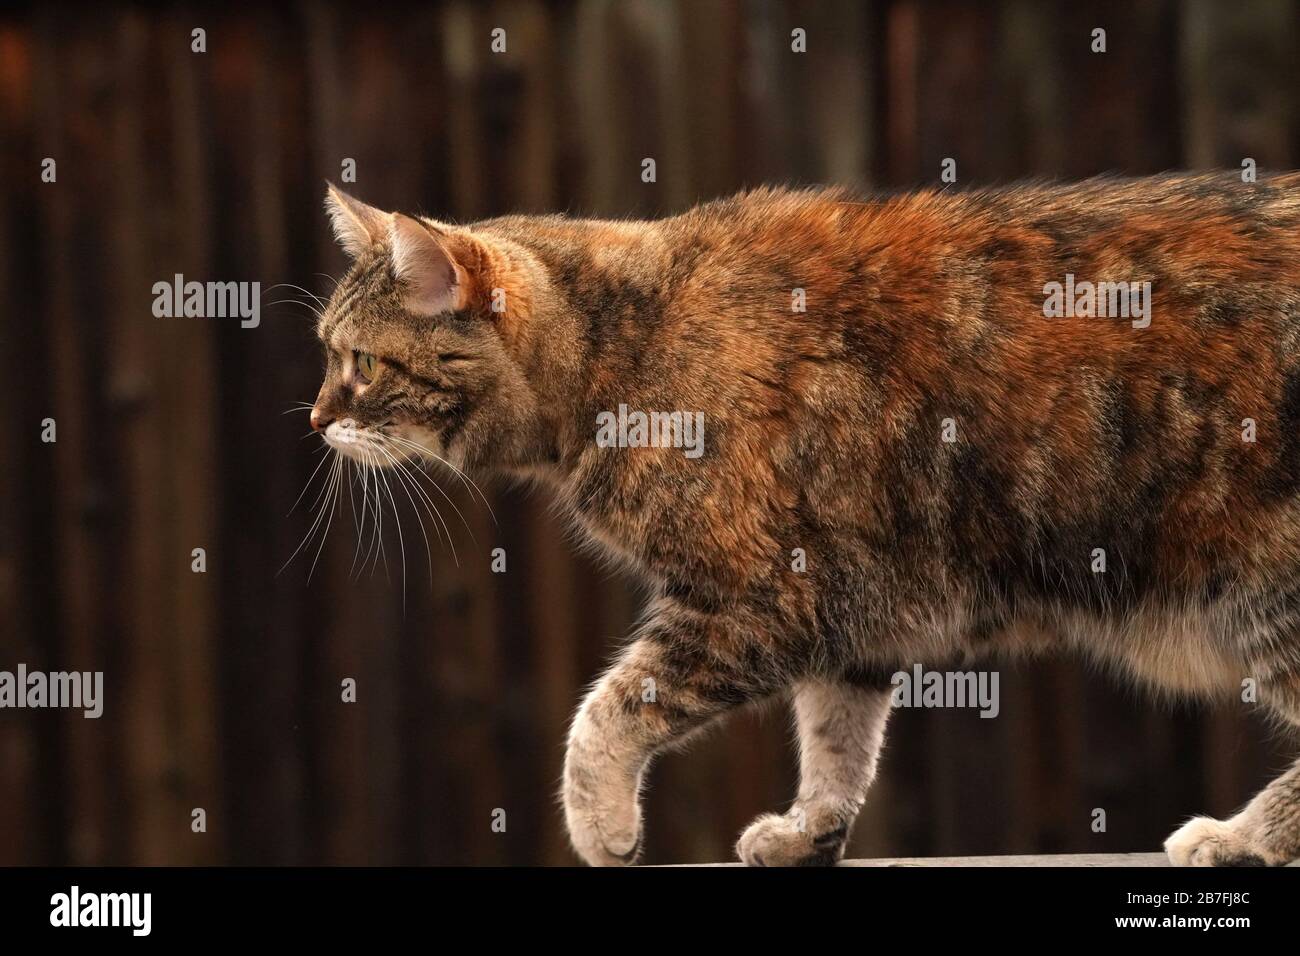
324 182 389 257
388 213 469 316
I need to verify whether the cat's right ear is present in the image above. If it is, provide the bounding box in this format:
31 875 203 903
388 213 468 316
324 183 389 257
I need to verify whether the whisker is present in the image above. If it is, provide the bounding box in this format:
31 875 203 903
391 451 454 558
357 452 382 578
392 454 462 561
377 444 440 583
279 453 341 576
264 281 328 309
386 433 495 518
296 427 488 594
287 443 336 516
264 298 325 322
263 295 323 311
307 455 344 583
374 454 408 611
348 459 369 578
363 447 389 580
307 451 341 514
385 441 477 550
386 433 496 529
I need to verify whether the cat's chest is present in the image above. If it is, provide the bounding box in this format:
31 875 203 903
565 504 654 578
555 456 670 580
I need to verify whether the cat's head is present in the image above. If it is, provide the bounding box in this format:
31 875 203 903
310 185 545 472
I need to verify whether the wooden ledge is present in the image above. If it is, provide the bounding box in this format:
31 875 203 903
675 852 1170 867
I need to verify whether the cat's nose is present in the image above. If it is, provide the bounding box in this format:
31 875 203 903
310 408 333 432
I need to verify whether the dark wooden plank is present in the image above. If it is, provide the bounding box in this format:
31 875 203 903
33 8 126 866
0 17 42 867
160 8 222 866
678 852 1172 867
107 9 179 865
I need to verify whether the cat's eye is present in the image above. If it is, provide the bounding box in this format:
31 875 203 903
354 350 378 383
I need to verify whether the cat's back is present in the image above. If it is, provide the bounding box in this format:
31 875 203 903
682 174 1300 622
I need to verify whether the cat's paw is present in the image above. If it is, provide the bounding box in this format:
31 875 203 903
736 811 848 866
1164 816 1275 866
562 765 643 866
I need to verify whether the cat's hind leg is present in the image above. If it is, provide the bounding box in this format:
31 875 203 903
1165 682 1300 866
736 677 892 866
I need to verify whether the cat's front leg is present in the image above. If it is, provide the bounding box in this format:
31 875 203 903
736 678 892 866
563 604 787 866
562 656 650 868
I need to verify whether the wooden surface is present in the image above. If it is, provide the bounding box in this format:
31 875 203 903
841 852 1171 867
684 853 1171 867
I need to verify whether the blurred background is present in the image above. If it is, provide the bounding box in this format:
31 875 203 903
2 0 1299 866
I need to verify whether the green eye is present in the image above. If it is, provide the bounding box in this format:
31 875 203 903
355 351 378 382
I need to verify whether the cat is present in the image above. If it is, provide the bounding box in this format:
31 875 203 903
310 172 1300 866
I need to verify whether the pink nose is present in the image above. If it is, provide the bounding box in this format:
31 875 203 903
310 408 332 432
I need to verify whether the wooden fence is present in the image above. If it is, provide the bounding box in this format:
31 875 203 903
1 0 1297 865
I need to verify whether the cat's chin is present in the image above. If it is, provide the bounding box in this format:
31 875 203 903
389 424 452 466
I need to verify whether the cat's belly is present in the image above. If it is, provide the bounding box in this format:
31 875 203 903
1041 603 1247 696
843 581 1252 699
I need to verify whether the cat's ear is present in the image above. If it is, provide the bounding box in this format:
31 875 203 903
324 183 389 257
388 213 468 316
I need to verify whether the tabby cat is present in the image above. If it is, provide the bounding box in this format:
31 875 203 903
310 173 1300 866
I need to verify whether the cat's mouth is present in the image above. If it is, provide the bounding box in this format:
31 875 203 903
322 418 443 466
323 418 395 463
